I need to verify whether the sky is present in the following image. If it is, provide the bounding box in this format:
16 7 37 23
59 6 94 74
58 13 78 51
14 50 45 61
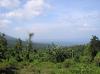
0 0 100 43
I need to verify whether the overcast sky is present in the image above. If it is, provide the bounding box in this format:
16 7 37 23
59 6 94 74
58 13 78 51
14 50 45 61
0 0 100 42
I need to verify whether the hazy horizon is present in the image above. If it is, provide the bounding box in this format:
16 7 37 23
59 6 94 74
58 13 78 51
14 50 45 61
0 0 100 43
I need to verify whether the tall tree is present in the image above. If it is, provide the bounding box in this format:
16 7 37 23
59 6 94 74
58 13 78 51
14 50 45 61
28 33 34 50
15 38 23 51
0 33 8 60
15 38 23 61
90 35 100 60
26 33 34 60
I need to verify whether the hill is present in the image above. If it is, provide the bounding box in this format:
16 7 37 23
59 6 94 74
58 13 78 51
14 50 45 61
5 35 49 49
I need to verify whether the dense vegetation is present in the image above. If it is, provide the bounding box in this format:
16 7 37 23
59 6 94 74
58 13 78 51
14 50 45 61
0 32 100 74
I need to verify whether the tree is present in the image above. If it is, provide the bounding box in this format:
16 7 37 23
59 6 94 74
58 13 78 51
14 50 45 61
90 35 100 60
26 33 34 61
15 38 23 51
94 52 100 66
0 33 8 60
14 38 23 61
28 33 34 50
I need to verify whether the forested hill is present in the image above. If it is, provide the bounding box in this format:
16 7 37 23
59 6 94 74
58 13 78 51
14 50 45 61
4 34 85 48
5 35 16 46
5 34 50 48
0 32 100 74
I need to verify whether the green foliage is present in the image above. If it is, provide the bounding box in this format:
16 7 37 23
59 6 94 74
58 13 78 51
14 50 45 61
90 35 100 59
0 33 100 74
79 56 92 63
84 44 91 56
17 63 40 74
0 33 8 60
63 59 75 68
70 63 95 74
94 52 100 66
14 39 23 62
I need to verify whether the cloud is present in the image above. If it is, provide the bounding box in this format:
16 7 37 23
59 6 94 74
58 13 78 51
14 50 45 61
14 24 50 34
0 19 11 28
6 9 100 41
0 0 20 9
13 11 100 40
56 11 100 32
2 0 51 19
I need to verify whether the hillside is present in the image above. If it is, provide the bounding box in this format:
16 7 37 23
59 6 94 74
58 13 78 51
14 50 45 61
5 35 50 49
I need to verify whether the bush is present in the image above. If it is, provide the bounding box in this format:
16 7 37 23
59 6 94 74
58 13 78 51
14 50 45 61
70 63 95 74
80 56 92 63
94 52 100 66
56 63 62 69
63 59 75 68
17 64 40 74
0 59 17 74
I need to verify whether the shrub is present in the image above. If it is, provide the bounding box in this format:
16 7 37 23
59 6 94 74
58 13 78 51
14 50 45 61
70 63 94 74
17 64 40 74
63 59 75 68
56 63 62 69
80 56 92 63
94 52 100 66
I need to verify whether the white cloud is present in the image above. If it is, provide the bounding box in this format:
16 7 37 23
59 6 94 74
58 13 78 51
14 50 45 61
14 11 100 39
3 0 51 19
14 24 50 34
56 11 100 32
7 10 100 41
0 0 20 9
0 19 11 28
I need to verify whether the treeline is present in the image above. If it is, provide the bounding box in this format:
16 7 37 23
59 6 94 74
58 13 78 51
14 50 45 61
0 32 100 74
0 32 85 63
0 33 34 62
